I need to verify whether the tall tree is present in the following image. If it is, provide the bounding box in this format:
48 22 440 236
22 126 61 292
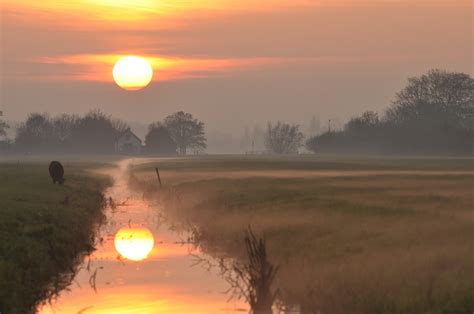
385 69 474 153
264 121 304 154
145 122 177 154
70 110 127 154
15 113 54 153
345 111 380 133
386 69 474 129
164 111 206 155
112 118 130 134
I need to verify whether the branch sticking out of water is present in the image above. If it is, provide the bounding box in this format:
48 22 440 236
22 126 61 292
227 227 279 314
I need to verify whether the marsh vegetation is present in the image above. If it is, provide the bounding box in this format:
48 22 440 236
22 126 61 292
131 156 474 313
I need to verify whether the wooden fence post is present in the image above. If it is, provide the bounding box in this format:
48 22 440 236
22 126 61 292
155 167 162 188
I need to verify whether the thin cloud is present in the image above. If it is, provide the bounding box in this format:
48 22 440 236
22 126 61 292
31 54 302 82
22 53 417 83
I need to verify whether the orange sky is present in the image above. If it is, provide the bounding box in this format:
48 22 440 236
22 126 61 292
2 0 315 28
0 0 472 146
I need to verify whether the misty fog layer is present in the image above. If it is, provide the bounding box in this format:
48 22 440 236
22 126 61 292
1 1 472 142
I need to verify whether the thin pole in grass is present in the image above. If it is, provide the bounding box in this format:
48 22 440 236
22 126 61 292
155 167 162 188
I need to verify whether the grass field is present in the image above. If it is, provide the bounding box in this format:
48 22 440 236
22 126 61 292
0 161 112 313
131 155 474 314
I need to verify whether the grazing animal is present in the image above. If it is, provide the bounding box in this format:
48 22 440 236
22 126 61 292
49 161 65 185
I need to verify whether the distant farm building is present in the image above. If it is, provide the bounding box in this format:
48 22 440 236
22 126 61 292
115 129 142 154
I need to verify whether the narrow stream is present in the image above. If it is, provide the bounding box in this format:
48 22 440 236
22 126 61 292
40 159 248 314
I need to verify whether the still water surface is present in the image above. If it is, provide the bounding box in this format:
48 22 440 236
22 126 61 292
40 160 248 314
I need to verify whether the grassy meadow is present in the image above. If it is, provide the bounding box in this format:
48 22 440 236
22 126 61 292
130 155 474 314
0 160 113 313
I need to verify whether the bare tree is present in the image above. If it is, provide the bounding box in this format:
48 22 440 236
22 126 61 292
264 121 304 154
308 115 321 137
112 118 130 134
164 111 206 155
0 119 9 137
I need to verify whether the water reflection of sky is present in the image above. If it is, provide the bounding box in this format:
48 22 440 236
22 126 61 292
40 160 248 314
114 227 155 261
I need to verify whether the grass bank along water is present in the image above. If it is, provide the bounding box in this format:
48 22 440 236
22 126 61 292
132 156 474 314
0 161 112 313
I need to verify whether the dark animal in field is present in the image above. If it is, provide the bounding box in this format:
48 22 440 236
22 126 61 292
49 161 65 185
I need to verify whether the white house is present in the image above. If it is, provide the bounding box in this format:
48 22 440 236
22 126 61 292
115 129 142 154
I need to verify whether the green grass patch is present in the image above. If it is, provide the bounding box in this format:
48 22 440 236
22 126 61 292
0 162 112 313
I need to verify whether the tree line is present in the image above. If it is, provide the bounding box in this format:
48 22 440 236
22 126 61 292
145 111 206 155
1 69 471 156
306 70 473 155
0 110 206 155
250 70 473 155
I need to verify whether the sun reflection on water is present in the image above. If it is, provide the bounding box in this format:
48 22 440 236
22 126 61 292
114 227 155 261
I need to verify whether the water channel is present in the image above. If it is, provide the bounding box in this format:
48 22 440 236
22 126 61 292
40 159 248 314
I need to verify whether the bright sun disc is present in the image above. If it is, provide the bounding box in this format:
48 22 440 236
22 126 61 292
113 56 153 91
114 227 155 261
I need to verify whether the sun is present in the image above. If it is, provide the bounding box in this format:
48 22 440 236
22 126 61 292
114 227 155 261
113 56 153 91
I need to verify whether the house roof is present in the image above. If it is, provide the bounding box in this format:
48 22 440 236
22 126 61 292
118 128 142 143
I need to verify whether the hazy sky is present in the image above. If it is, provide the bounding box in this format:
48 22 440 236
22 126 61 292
1 0 472 135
